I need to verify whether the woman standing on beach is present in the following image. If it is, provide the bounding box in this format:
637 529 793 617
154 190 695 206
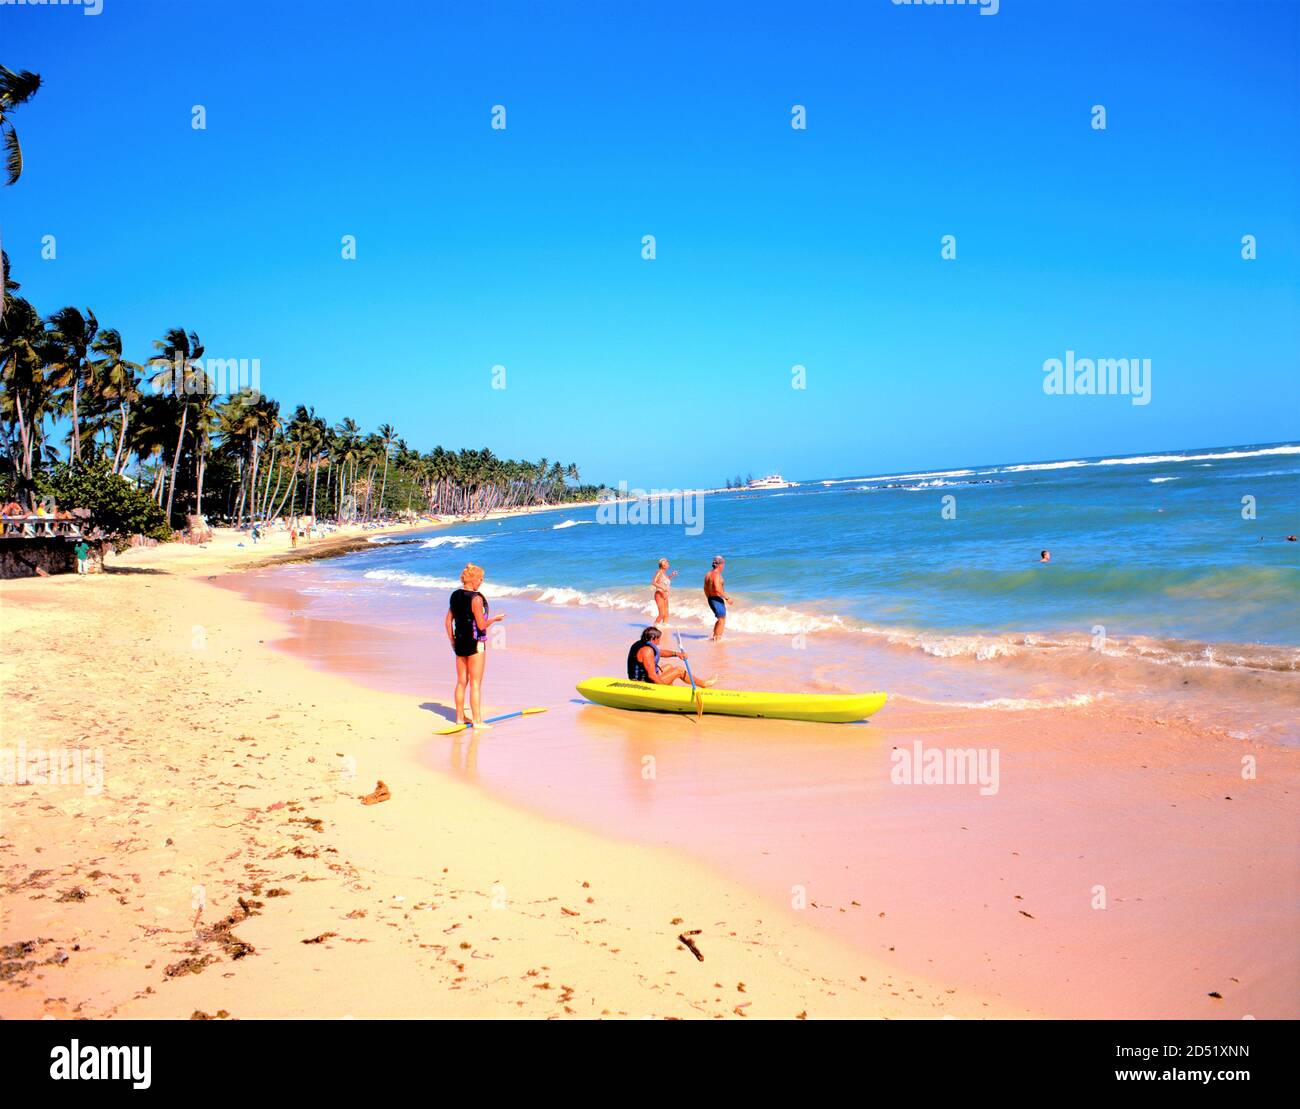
445 563 505 728
651 558 677 626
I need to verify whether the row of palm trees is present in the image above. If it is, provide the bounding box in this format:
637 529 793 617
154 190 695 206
2 66 603 528
0 263 603 527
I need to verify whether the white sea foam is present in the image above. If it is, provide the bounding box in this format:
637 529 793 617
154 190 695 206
358 570 1299 674
1149 476 1179 483
363 569 455 590
552 519 593 530
901 692 1102 711
819 445 1296 489
997 459 1090 473
860 468 977 482
970 445 1298 479
1094 445 1299 467
419 535 483 550
908 634 1021 660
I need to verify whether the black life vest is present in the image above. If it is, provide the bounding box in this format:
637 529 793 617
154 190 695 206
627 639 661 681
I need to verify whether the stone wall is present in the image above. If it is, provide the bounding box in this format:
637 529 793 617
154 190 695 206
0 538 106 579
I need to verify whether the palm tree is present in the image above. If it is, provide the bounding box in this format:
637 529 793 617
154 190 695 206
258 420 289 522
126 392 179 502
269 404 314 521
219 391 280 525
251 398 281 522
216 391 258 522
45 306 99 465
148 327 204 525
375 422 397 520
189 387 220 518
0 68 40 324
307 411 327 524
90 328 142 475
0 66 41 187
358 434 383 520
0 294 54 505
332 417 361 519
1 248 20 325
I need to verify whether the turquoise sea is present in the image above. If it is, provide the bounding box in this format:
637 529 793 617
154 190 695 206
318 441 1299 663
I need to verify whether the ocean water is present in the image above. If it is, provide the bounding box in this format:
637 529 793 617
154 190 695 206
241 442 1300 1015
320 442 1299 666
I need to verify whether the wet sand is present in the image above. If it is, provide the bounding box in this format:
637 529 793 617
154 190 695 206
229 564 1300 1019
0 542 1012 1020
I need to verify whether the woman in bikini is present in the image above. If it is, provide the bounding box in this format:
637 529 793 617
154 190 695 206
651 558 677 626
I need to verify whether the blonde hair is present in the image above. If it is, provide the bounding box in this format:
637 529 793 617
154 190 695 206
460 563 484 588
658 558 669 568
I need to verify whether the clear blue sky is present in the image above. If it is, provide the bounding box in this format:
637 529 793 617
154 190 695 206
4 0 1297 487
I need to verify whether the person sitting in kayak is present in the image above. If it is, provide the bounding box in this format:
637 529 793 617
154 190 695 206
627 627 712 686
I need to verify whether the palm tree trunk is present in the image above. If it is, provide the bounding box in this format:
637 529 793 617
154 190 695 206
14 387 33 490
310 455 319 525
195 431 207 518
271 447 301 519
165 402 188 526
71 373 82 465
112 402 129 475
260 446 280 520
238 437 259 527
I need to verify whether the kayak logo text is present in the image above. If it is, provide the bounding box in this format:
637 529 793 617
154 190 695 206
596 483 705 536
890 741 1000 796
50 1041 151 1089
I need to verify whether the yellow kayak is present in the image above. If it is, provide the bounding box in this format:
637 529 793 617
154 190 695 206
576 677 887 723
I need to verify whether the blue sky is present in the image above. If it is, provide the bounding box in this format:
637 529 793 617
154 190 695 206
3 0 1297 487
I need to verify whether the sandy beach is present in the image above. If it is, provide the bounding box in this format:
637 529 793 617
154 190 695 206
233 549 1300 1020
0 532 1022 1020
3 529 1295 1020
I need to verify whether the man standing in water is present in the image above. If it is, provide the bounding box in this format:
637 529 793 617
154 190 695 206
704 556 732 640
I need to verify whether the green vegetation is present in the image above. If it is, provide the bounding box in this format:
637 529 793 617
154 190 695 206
0 276 606 529
0 63 604 534
37 460 170 546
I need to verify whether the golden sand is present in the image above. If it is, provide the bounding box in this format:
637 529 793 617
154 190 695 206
0 528 1013 1019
